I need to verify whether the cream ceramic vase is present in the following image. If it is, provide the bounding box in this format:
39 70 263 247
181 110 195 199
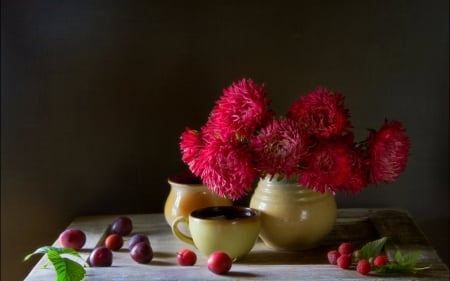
164 172 232 234
249 176 336 251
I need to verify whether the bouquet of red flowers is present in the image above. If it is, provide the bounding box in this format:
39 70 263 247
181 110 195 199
180 78 410 200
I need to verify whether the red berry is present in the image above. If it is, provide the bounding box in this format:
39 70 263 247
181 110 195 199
207 251 232 275
177 249 197 266
111 216 133 236
89 246 113 267
59 229 86 250
373 255 388 267
327 250 340 265
336 254 351 269
338 242 353 256
357 259 371 275
130 242 153 264
105 234 123 251
128 234 150 250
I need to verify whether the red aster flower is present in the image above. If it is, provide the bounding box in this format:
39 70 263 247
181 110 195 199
299 140 363 193
342 152 369 194
179 78 410 199
251 118 310 178
196 137 256 200
207 78 273 139
180 127 203 175
367 120 410 184
287 87 351 139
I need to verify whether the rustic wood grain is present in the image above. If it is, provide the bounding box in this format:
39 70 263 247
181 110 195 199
23 209 449 281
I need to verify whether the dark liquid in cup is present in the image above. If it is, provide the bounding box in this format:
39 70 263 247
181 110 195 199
191 206 257 220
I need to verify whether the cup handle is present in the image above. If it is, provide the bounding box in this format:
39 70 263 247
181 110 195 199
171 216 196 247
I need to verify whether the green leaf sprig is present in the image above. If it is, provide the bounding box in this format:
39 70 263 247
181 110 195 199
375 250 431 273
24 246 87 281
356 237 431 274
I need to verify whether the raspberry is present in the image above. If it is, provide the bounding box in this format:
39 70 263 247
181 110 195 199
336 254 351 269
373 255 388 267
338 242 353 256
327 250 340 265
357 259 371 275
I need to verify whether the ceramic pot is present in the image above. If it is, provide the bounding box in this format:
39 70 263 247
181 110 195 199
164 172 232 234
249 176 336 250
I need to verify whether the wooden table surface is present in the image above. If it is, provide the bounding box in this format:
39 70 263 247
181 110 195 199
24 208 449 281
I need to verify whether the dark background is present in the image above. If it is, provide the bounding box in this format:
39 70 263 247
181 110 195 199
1 1 448 280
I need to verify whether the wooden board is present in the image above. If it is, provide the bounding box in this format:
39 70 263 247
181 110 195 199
24 209 449 280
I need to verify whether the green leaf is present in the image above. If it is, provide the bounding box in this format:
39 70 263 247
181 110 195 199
47 250 86 281
62 258 86 281
24 246 86 281
24 246 54 261
375 262 412 273
375 250 431 274
359 236 388 259
375 262 431 273
54 247 83 260
394 250 422 269
24 246 83 261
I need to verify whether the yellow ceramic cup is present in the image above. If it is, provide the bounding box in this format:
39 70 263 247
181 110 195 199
171 206 260 260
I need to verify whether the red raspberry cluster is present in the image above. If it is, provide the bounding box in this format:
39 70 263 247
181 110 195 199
327 242 388 275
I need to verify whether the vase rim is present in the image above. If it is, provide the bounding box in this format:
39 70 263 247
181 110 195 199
262 174 298 183
168 172 203 185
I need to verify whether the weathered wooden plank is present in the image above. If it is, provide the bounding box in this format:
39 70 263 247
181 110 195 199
23 209 449 281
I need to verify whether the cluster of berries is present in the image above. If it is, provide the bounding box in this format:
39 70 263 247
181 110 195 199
59 216 233 275
177 249 233 275
59 216 154 266
327 242 388 275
